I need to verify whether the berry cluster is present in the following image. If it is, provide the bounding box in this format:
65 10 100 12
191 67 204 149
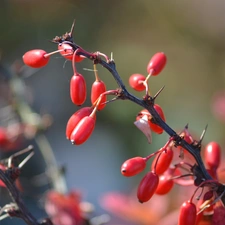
22 41 109 145
21 21 225 225
121 130 224 225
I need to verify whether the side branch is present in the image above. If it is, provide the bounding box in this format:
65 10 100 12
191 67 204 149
0 169 39 225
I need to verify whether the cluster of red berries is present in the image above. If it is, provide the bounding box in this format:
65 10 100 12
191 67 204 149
23 43 109 145
129 52 166 93
22 45 167 145
120 126 222 225
22 25 224 225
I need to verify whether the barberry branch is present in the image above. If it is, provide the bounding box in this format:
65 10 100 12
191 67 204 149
60 31 225 206
0 147 53 225
0 168 40 225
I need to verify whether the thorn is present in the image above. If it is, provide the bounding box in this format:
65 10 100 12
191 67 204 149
49 39 58 44
69 19 76 37
8 145 34 168
153 85 165 100
0 213 10 221
18 151 34 169
111 52 114 61
184 123 189 129
199 124 208 144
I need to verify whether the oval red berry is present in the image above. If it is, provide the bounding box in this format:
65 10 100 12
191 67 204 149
155 175 174 195
137 105 166 134
70 73 87 106
137 171 159 203
204 141 221 171
121 157 146 177
91 80 107 110
147 52 167 76
58 43 84 62
129 74 146 91
151 147 173 175
23 49 49 68
149 104 166 134
66 107 96 139
70 116 95 145
178 201 196 225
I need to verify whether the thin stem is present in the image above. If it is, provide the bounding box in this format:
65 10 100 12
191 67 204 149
72 49 80 74
93 64 100 82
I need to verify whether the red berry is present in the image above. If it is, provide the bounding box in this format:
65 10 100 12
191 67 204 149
149 104 166 134
66 107 96 139
0 127 9 148
178 201 196 225
204 141 221 171
70 73 87 106
151 147 173 175
137 171 159 203
129 74 146 91
91 80 107 110
70 116 95 145
23 49 49 68
58 43 84 62
155 175 174 195
147 52 167 76
121 157 146 177
137 105 166 134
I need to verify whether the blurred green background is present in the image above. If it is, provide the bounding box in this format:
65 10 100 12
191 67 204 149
1 0 225 224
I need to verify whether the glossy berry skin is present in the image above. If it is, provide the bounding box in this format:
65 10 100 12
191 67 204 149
151 147 173 175
155 175 174 195
129 74 146 91
23 49 49 68
204 141 221 171
66 107 96 139
70 73 87 106
91 80 107 110
178 201 196 225
137 171 159 203
147 52 167 76
121 157 146 177
70 116 95 145
58 43 84 62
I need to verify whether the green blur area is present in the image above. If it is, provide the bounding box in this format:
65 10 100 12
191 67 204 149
1 0 225 224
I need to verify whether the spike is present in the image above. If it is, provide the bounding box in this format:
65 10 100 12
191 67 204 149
199 124 208 144
69 19 76 37
153 85 165 100
8 145 34 168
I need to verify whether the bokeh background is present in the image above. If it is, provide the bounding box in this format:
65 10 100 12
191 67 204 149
1 0 225 224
